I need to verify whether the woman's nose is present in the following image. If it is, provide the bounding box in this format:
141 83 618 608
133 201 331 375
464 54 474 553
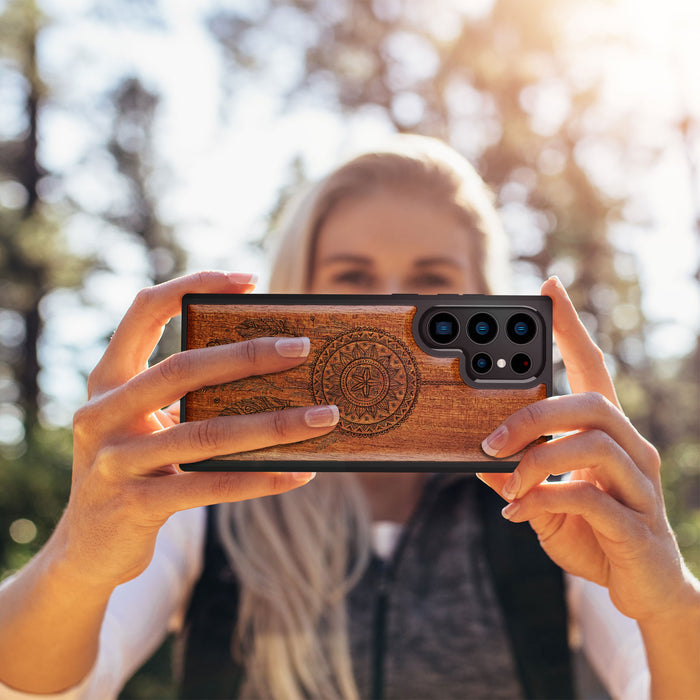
374 277 404 295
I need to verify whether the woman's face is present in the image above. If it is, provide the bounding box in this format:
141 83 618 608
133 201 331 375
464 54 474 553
309 190 481 295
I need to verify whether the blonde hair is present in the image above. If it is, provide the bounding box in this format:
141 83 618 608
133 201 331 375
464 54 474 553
217 474 370 700
268 134 510 294
217 135 509 699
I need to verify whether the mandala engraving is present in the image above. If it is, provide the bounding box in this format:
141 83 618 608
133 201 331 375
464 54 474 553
311 328 419 436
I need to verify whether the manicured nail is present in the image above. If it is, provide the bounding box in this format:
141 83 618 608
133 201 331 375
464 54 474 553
292 472 316 483
501 501 520 520
275 337 310 358
548 275 565 292
475 473 486 483
502 471 521 501
482 425 508 457
227 272 259 285
305 405 339 428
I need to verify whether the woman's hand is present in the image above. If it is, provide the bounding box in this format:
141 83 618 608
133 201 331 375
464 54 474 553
58 271 339 590
477 277 699 625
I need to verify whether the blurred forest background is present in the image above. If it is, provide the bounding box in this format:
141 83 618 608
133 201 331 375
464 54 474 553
1 0 699 697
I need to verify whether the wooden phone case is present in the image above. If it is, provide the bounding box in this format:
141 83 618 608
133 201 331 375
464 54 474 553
180 294 552 472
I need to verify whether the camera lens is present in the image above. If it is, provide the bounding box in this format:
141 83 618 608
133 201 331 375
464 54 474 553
471 353 492 374
506 313 537 344
467 313 497 344
511 353 532 374
428 312 459 344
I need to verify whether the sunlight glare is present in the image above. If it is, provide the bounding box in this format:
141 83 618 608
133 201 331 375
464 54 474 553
452 0 496 20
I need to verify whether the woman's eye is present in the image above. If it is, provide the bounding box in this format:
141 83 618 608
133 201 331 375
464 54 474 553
331 269 375 288
410 273 453 290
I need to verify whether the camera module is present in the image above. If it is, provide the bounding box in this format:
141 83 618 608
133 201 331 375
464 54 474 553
471 352 493 374
511 353 532 374
467 312 498 344
428 311 459 344
506 313 537 344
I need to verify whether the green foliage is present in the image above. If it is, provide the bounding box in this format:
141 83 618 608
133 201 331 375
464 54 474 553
0 0 189 694
0 421 72 580
656 346 700 576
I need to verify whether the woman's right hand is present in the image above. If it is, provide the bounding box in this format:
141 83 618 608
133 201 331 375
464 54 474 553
55 271 337 590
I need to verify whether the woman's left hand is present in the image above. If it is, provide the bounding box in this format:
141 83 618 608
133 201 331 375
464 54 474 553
477 276 696 624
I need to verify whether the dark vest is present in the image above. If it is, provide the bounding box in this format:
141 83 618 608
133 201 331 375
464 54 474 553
176 480 574 699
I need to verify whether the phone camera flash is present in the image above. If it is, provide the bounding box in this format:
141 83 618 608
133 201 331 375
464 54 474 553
496 358 506 368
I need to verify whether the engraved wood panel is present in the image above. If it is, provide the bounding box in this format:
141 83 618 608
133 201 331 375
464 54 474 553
184 304 546 462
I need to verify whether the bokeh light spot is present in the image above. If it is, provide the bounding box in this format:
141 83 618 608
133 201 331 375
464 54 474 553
9 519 37 545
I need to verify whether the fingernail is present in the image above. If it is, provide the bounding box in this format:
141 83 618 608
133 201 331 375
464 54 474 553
501 501 520 520
227 272 259 285
502 471 521 501
475 472 486 483
549 275 565 292
305 405 339 428
482 425 508 457
275 337 310 358
292 472 316 483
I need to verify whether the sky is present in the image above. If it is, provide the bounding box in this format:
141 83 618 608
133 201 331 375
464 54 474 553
3 0 700 427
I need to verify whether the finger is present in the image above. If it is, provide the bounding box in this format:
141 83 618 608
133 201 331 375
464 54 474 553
90 271 257 394
475 472 511 500
147 469 316 514
541 276 620 408
161 402 181 427
98 405 339 477
106 336 312 423
481 392 659 477
500 479 641 546
497 430 655 512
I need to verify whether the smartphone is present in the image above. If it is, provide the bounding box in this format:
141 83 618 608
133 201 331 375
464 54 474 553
180 294 552 472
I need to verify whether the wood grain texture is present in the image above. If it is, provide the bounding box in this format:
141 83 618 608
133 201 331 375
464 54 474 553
184 304 546 462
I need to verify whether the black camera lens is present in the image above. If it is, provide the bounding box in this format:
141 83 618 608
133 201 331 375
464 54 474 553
471 352 493 374
511 353 532 374
467 312 498 344
507 313 537 344
428 312 459 344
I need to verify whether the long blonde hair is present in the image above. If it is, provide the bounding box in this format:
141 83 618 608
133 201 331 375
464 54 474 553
217 135 508 700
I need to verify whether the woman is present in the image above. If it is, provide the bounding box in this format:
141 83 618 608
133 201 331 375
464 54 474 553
0 136 697 700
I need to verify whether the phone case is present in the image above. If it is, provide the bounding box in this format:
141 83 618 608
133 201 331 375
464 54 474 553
180 294 552 472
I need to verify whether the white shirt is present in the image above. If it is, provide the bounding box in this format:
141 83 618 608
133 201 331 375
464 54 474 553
0 507 650 700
